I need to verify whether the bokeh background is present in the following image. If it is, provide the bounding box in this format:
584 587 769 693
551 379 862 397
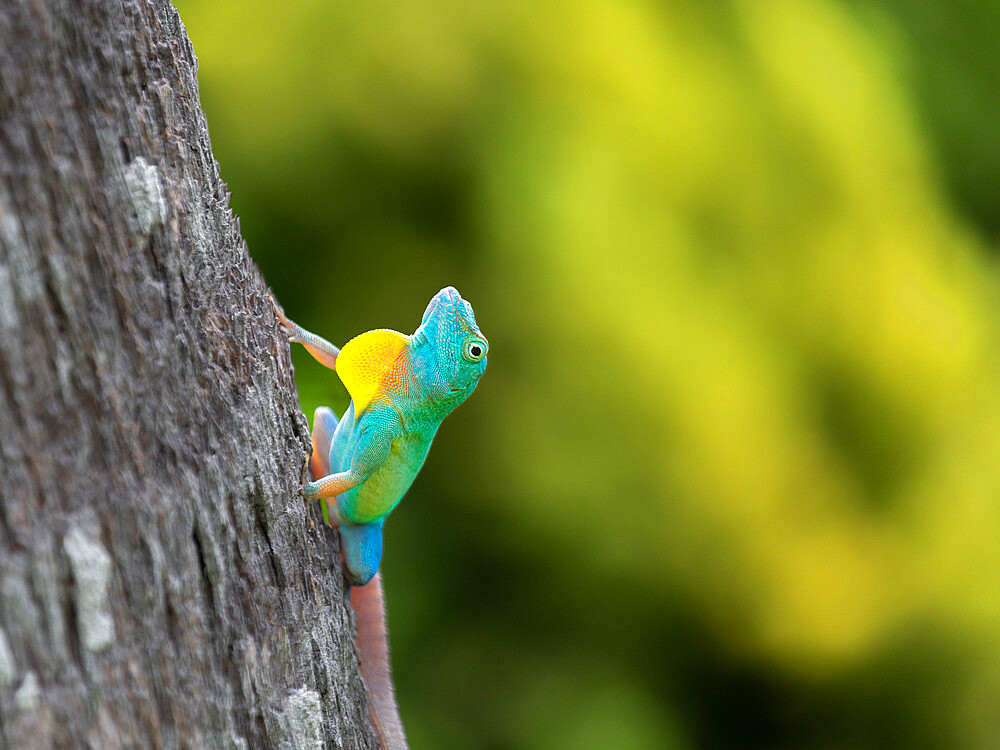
176 2 1000 747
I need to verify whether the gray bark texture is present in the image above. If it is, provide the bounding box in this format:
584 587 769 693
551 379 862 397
0 1 379 748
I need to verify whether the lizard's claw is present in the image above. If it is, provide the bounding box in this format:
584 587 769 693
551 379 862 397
300 481 319 503
268 294 301 343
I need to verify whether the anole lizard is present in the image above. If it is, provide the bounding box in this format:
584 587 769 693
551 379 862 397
270 286 488 749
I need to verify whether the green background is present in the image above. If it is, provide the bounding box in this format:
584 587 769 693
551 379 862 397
176 1 1000 747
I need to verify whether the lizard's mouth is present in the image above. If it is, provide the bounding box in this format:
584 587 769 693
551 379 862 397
448 364 484 395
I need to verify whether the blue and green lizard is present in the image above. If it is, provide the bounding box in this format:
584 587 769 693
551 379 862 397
270 286 487 748
272 285 488 585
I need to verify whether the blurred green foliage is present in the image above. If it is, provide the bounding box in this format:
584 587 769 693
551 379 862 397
176 0 1000 747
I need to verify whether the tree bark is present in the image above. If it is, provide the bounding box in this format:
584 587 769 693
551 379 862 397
0 1 379 747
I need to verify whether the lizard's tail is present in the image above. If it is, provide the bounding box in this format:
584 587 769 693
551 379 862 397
351 573 409 750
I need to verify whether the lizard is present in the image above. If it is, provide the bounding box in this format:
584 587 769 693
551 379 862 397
269 286 488 750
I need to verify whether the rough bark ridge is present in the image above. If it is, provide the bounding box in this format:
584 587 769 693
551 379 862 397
0 1 379 747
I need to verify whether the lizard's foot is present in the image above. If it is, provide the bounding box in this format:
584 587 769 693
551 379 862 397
301 482 340 526
269 295 302 343
267 295 341 370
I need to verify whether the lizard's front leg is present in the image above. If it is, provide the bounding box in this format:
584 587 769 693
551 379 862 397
302 471 363 501
301 470 361 528
269 295 341 370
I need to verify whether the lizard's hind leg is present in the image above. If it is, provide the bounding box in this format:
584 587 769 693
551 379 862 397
310 406 342 527
310 406 339 479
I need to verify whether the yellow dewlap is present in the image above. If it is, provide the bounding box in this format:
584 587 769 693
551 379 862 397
337 329 411 416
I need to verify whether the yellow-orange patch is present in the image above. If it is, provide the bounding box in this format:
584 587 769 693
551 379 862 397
337 329 411 416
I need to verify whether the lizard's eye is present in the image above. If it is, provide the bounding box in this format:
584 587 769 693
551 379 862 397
463 338 487 362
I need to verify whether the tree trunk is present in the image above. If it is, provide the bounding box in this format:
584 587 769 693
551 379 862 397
0 1 378 747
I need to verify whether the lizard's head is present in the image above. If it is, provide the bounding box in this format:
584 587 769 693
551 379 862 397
411 286 488 410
